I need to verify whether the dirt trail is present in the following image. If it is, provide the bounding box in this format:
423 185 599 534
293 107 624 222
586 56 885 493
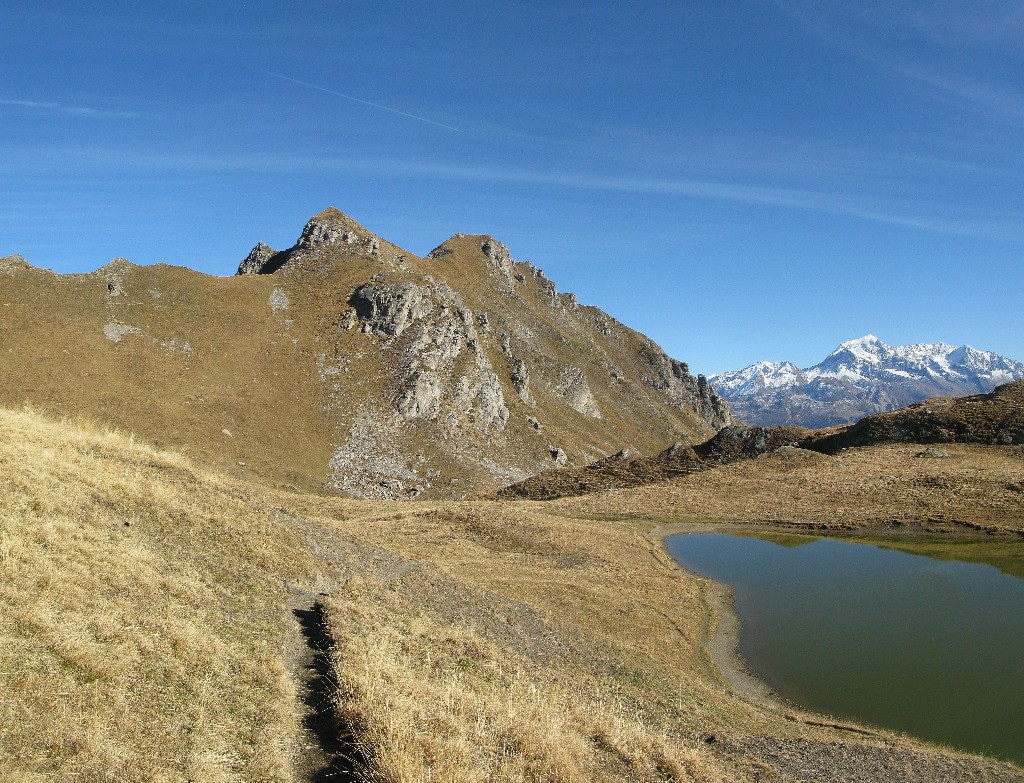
285 590 363 782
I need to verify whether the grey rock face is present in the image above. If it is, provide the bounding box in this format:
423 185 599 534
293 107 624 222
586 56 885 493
299 217 361 249
237 242 279 275
328 409 425 500
103 322 143 343
0 254 32 275
511 357 536 406
640 345 732 430
397 371 443 419
455 367 509 431
480 238 514 276
269 287 289 312
555 367 601 419
350 276 508 432
351 281 434 337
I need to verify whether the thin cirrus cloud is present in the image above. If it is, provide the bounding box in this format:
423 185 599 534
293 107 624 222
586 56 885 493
261 71 462 133
10 146 1004 239
768 2 1024 123
0 99 138 119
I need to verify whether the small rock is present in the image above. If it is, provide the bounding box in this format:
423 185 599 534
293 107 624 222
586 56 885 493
103 322 142 343
269 287 289 313
916 447 949 458
549 447 568 466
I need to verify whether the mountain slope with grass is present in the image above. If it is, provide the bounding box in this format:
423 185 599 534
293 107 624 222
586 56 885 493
0 209 728 500
501 381 1024 501
4 404 1022 782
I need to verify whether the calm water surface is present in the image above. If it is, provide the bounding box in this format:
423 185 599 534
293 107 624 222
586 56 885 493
665 533 1024 765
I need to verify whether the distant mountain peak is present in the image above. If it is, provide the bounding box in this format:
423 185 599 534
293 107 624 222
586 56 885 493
712 335 1024 428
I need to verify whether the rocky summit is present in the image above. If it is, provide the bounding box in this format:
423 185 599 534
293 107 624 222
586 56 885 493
0 207 729 499
712 334 1024 428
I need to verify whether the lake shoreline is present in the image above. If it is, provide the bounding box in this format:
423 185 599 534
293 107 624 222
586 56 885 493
652 520 1024 767
645 520 998 739
647 521 797 715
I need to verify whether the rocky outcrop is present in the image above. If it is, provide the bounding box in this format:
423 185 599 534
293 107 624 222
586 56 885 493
555 367 601 419
237 243 280 275
298 207 379 255
510 357 536 406
0 254 32 275
480 237 514 277
349 277 508 433
328 409 426 500
235 208 390 278
351 280 434 337
695 425 812 463
640 345 732 430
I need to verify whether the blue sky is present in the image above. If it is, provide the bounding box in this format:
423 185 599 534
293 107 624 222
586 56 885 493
2 1 1022 373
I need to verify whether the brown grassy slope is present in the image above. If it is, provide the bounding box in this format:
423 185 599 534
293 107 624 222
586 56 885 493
803 378 1024 452
0 406 778 782
0 257 338 492
501 380 1024 503
306 499 1024 781
0 406 323 781
554 442 1024 532
498 425 813 500
0 209 726 499
3 405 1022 782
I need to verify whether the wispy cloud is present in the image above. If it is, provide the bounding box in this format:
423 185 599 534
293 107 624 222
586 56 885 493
9 146 1003 238
0 99 138 119
768 1 1024 124
261 71 461 132
884 62 1024 124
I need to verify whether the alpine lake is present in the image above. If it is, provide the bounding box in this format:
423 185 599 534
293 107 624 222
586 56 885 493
665 531 1024 766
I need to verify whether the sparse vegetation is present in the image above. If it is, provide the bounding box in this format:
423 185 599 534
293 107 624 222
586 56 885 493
0 406 313 781
3 403 1023 781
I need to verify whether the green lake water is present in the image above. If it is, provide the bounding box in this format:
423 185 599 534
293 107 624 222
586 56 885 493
665 532 1024 765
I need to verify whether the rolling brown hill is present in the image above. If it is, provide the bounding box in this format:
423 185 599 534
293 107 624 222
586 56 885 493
802 378 1024 453
0 208 729 499
500 381 1024 500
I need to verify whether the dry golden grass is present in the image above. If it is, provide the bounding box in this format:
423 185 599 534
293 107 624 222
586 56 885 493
554 443 1024 532
4 404 1022 782
325 575 745 783
0 405 317 781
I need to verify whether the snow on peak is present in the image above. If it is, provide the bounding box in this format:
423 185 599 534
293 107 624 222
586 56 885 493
713 334 1024 427
827 334 885 364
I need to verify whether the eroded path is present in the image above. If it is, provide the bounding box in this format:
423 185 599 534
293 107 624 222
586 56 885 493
286 591 363 782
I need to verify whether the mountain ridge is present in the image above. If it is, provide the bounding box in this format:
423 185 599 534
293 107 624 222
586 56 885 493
0 207 729 499
712 335 1024 427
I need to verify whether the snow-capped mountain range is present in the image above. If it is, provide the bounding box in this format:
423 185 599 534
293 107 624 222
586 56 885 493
711 335 1024 428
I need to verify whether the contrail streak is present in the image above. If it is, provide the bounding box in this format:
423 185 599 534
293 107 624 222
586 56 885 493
262 71 461 132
